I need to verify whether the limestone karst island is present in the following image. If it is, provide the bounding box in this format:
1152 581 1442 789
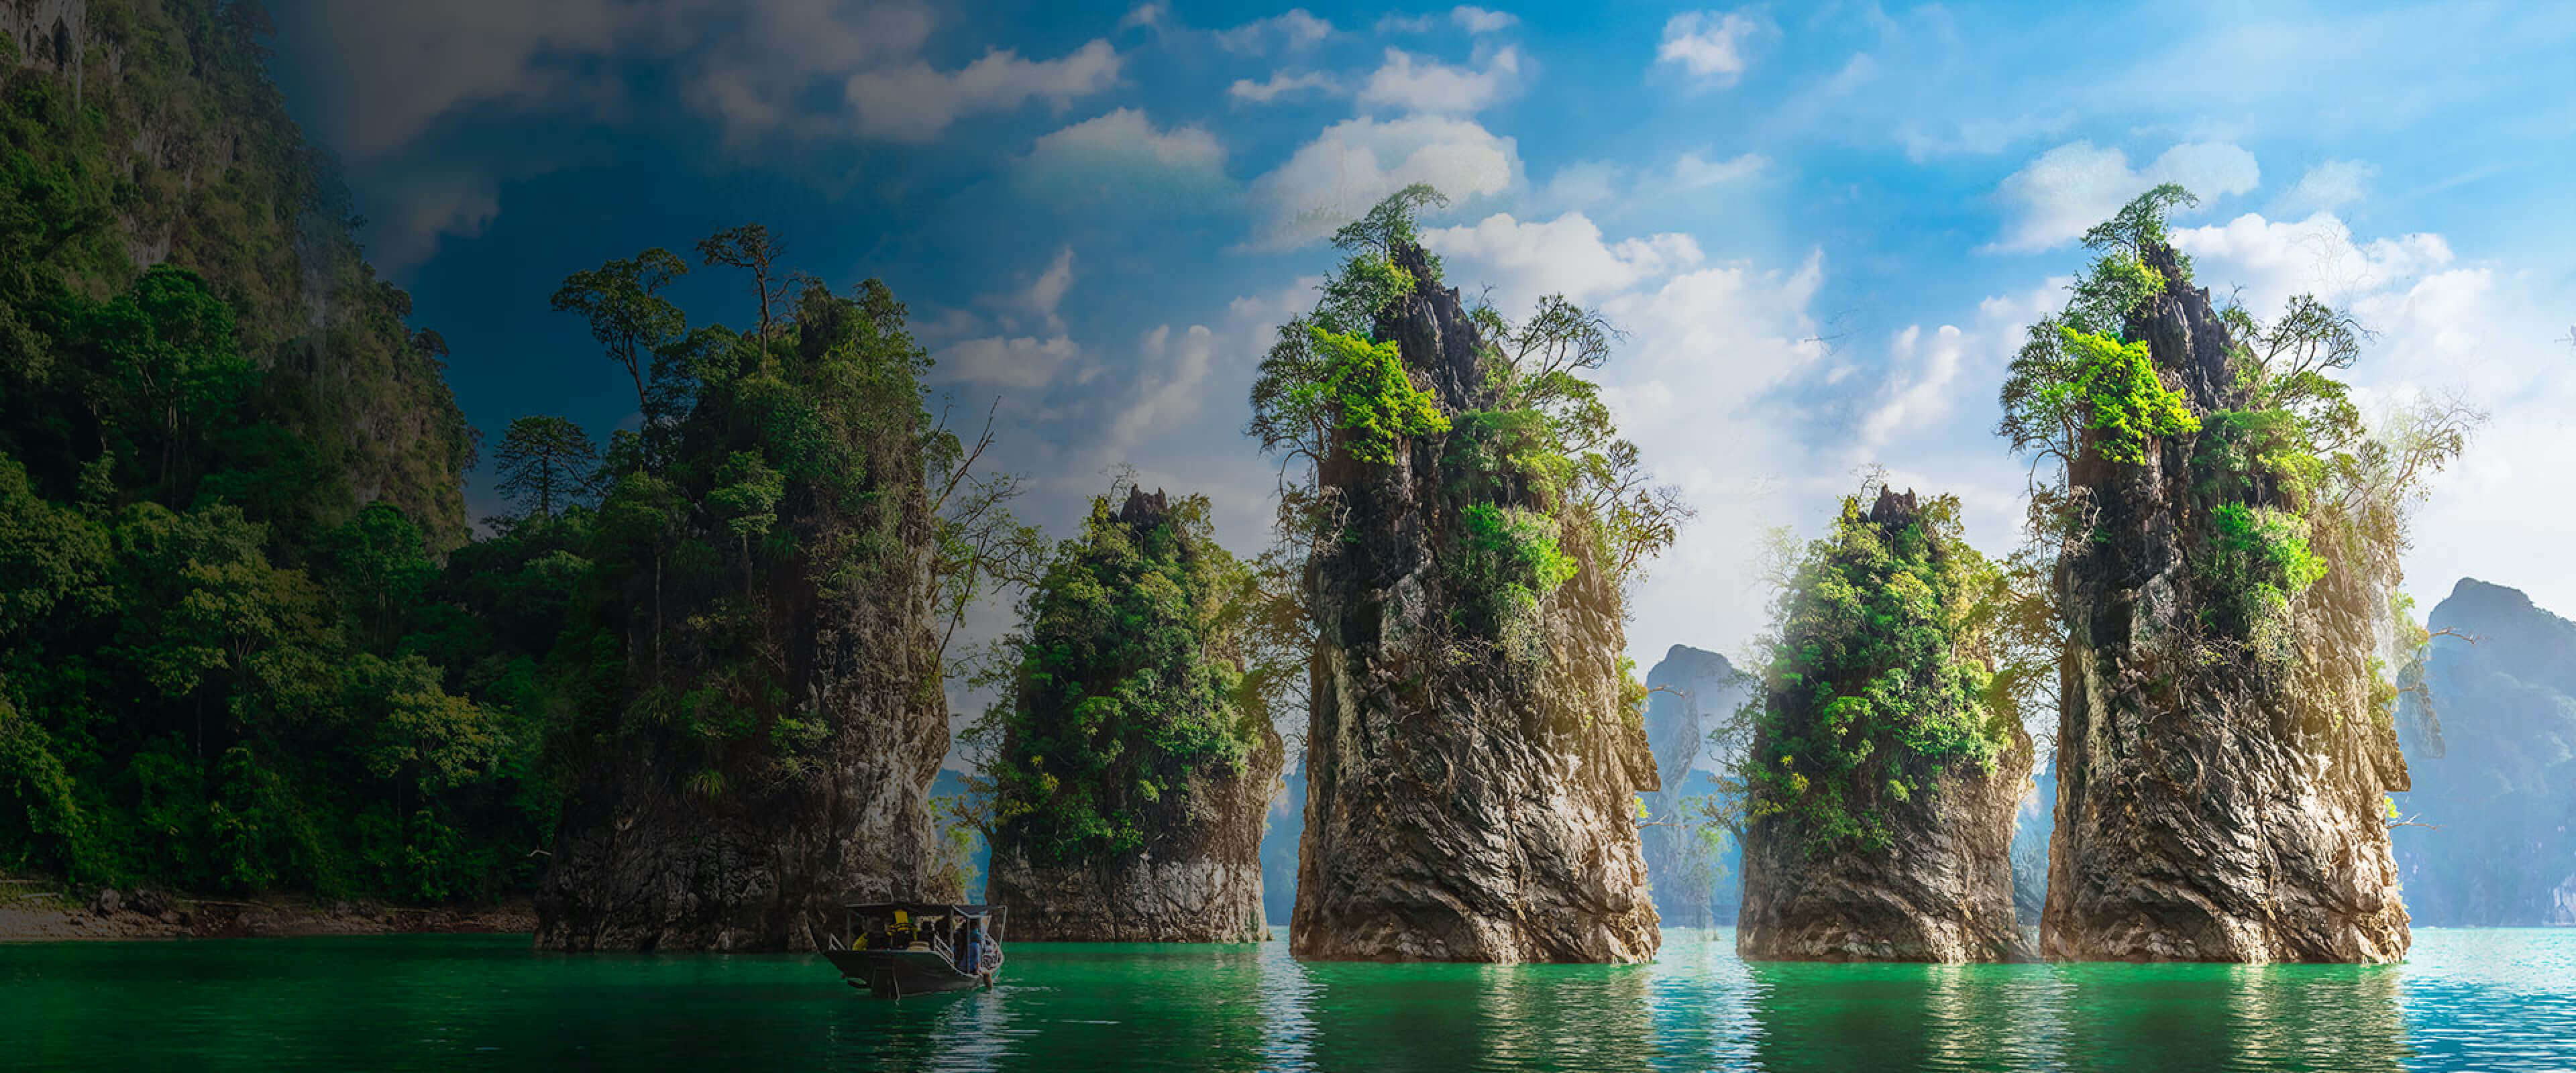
2 1 2570 1070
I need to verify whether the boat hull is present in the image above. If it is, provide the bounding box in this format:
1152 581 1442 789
824 949 991 998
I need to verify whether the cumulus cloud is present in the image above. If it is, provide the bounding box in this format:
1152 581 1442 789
2173 211 2451 320
1246 114 1521 248
1215 9 1333 54
1230 70 1340 105
2275 159 2379 216
1593 252 1832 656
2168 211 2575 616
1421 212 1703 307
1988 140 2260 253
369 172 501 275
845 40 1122 142
1536 160 1625 211
1358 46 1524 115
1118 3 1165 30
304 0 1138 155
928 335 1081 388
1452 6 1519 34
1656 10 1762 87
1416 209 1846 655
1018 109 1231 209
1108 325 1220 455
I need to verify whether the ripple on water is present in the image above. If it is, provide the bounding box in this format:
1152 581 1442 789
1 927 2572 1072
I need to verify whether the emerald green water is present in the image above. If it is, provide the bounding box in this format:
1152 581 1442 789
3 929 2571 1071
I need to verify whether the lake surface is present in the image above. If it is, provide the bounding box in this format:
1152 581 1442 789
3 928 2571 1071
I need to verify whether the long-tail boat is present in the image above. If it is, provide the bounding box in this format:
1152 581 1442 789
823 903 1006 998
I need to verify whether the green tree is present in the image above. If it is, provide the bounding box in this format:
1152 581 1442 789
694 224 789 359
976 488 1276 867
707 450 785 596
491 415 599 519
550 249 689 425
71 266 252 490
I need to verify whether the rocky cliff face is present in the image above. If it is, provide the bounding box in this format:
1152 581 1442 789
984 488 1286 943
2041 240 2411 963
1290 239 1660 964
2392 578 2576 925
1639 644 1743 929
6 0 471 545
1736 490 2034 963
989 740 1281 942
533 545 949 952
534 288 951 952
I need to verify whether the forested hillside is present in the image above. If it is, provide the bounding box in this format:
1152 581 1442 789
0 0 499 900
0 1 1000 921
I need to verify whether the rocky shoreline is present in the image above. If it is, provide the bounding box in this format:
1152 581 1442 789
1 879 534 942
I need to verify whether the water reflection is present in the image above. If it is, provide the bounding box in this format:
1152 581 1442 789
1743 961 2049 1073
1 929 2571 1072
1296 956 1660 1072
2053 961 2408 1073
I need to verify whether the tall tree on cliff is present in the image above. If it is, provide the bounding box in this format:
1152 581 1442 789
491 416 598 520
533 229 1028 952
1998 186 2479 962
1247 186 1690 963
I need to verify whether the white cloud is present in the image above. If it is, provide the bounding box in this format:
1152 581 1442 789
370 172 500 275
1988 140 2260 253
844 39 1122 142
1536 160 1624 211
2163 211 2576 619
2173 211 2451 320
1108 325 1219 454
1246 114 1521 247
1215 9 1333 54
1358 46 1523 114
300 0 647 156
1421 211 1703 308
1595 251 1832 659
1452 6 1519 34
1858 324 1969 455
1896 113 2074 162
681 1 938 142
2275 158 2379 216
1118 3 1164 30
1670 150 1767 189
1656 10 1762 87
1230 69 1340 105
1021 109 1228 204
929 335 1081 389
1028 247 1077 324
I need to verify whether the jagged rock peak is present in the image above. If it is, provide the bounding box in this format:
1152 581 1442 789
1867 487 1922 526
1117 486 1173 527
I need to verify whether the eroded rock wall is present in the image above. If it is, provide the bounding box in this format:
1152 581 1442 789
1735 490 2035 963
990 728 1283 942
2040 241 2410 964
1289 240 1660 964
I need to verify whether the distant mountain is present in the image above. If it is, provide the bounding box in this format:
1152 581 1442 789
1640 644 1748 927
930 769 991 903
2012 758 2055 926
2393 578 2576 925
1261 761 1305 927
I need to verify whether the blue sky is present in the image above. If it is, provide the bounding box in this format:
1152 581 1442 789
268 0 2576 734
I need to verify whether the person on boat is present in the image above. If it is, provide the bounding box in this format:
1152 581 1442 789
958 920 979 973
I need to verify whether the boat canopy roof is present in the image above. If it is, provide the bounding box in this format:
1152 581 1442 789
843 902 1002 916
